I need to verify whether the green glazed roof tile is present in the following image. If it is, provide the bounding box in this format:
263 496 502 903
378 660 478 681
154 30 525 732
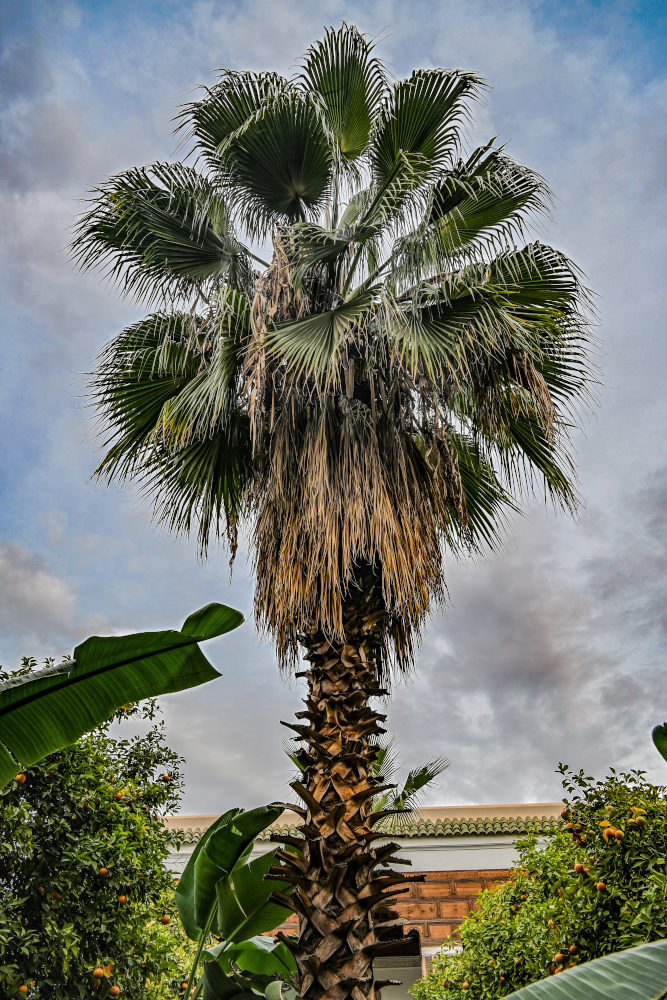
174 814 561 846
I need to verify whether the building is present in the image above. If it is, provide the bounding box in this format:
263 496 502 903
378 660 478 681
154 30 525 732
166 803 562 997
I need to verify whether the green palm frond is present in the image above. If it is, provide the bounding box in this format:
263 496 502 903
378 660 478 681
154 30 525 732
262 285 379 387
176 70 290 172
371 69 485 192
71 163 253 304
216 89 335 239
141 422 252 556
300 22 387 163
90 313 201 483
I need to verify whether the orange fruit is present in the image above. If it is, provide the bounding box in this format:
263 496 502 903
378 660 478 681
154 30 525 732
554 952 565 964
569 944 579 955
18 988 29 997
596 881 607 892
117 895 127 905
110 988 121 997
614 830 625 841
574 862 584 873
98 868 109 877
15 774 26 784
160 915 170 924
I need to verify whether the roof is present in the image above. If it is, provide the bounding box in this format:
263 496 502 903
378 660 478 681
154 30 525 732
165 803 563 846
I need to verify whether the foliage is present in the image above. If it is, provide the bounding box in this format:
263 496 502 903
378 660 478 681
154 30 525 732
0 604 243 786
412 765 667 1000
0 663 193 999
173 804 296 999
72 22 597 675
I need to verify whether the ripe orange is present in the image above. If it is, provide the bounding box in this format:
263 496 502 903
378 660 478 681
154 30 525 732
569 944 579 955
180 984 189 992
18 987 29 996
160 915 170 924
92 968 104 978
462 984 469 991
574 863 584 874
115 792 123 801
15 774 27 784
554 952 565 964
110 988 121 997
50 890 62 900
596 881 607 892
98 868 109 877
117 894 127 905
614 830 625 841
499 975 506 983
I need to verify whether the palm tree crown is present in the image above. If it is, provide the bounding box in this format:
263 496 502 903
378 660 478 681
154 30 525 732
72 23 595 675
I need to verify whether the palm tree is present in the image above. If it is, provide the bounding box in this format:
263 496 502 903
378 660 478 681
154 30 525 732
72 24 595 1000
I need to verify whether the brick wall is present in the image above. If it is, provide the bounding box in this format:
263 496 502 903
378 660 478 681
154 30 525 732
398 869 513 947
272 869 513 950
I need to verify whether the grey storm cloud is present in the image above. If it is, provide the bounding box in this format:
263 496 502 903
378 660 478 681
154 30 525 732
0 0 665 813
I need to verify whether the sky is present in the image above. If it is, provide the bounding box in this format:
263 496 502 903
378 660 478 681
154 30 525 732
1 0 666 814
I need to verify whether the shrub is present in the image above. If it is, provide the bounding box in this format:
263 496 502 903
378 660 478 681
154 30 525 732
411 764 667 999
0 657 193 999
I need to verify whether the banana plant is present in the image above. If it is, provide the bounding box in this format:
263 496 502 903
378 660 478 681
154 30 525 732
175 805 297 1000
504 938 667 998
0 603 242 786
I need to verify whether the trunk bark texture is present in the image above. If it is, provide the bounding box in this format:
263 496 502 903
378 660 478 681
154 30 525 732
270 575 418 1000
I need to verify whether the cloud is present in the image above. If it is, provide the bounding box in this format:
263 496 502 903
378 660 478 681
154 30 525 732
388 468 667 804
0 541 78 658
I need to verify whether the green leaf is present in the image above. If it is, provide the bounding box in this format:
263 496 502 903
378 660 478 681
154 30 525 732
652 724 667 765
371 69 484 191
216 849 294 942
300 23 386 161
71 163 252 304
0 604 242 786
264 286 378 386
175 805 284 940
208 936 296 978
506 939 667 999
219 90 334 238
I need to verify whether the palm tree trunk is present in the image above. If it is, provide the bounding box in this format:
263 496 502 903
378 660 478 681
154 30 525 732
270 572 414 1000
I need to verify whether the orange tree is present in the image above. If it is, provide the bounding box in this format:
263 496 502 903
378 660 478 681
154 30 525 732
0 659 190 999
411 765 667 999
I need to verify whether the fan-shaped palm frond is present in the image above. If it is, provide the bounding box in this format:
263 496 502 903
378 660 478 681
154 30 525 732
300 23 387 164
71 163 254 306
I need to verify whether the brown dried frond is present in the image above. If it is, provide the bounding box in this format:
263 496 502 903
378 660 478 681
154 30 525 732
251 388 464 677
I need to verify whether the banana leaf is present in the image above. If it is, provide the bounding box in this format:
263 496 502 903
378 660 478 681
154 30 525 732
506 938 667 999
205 936 296 978
175 805 286 940
216 849 295 943
0 603 242 787
652 723 667 765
